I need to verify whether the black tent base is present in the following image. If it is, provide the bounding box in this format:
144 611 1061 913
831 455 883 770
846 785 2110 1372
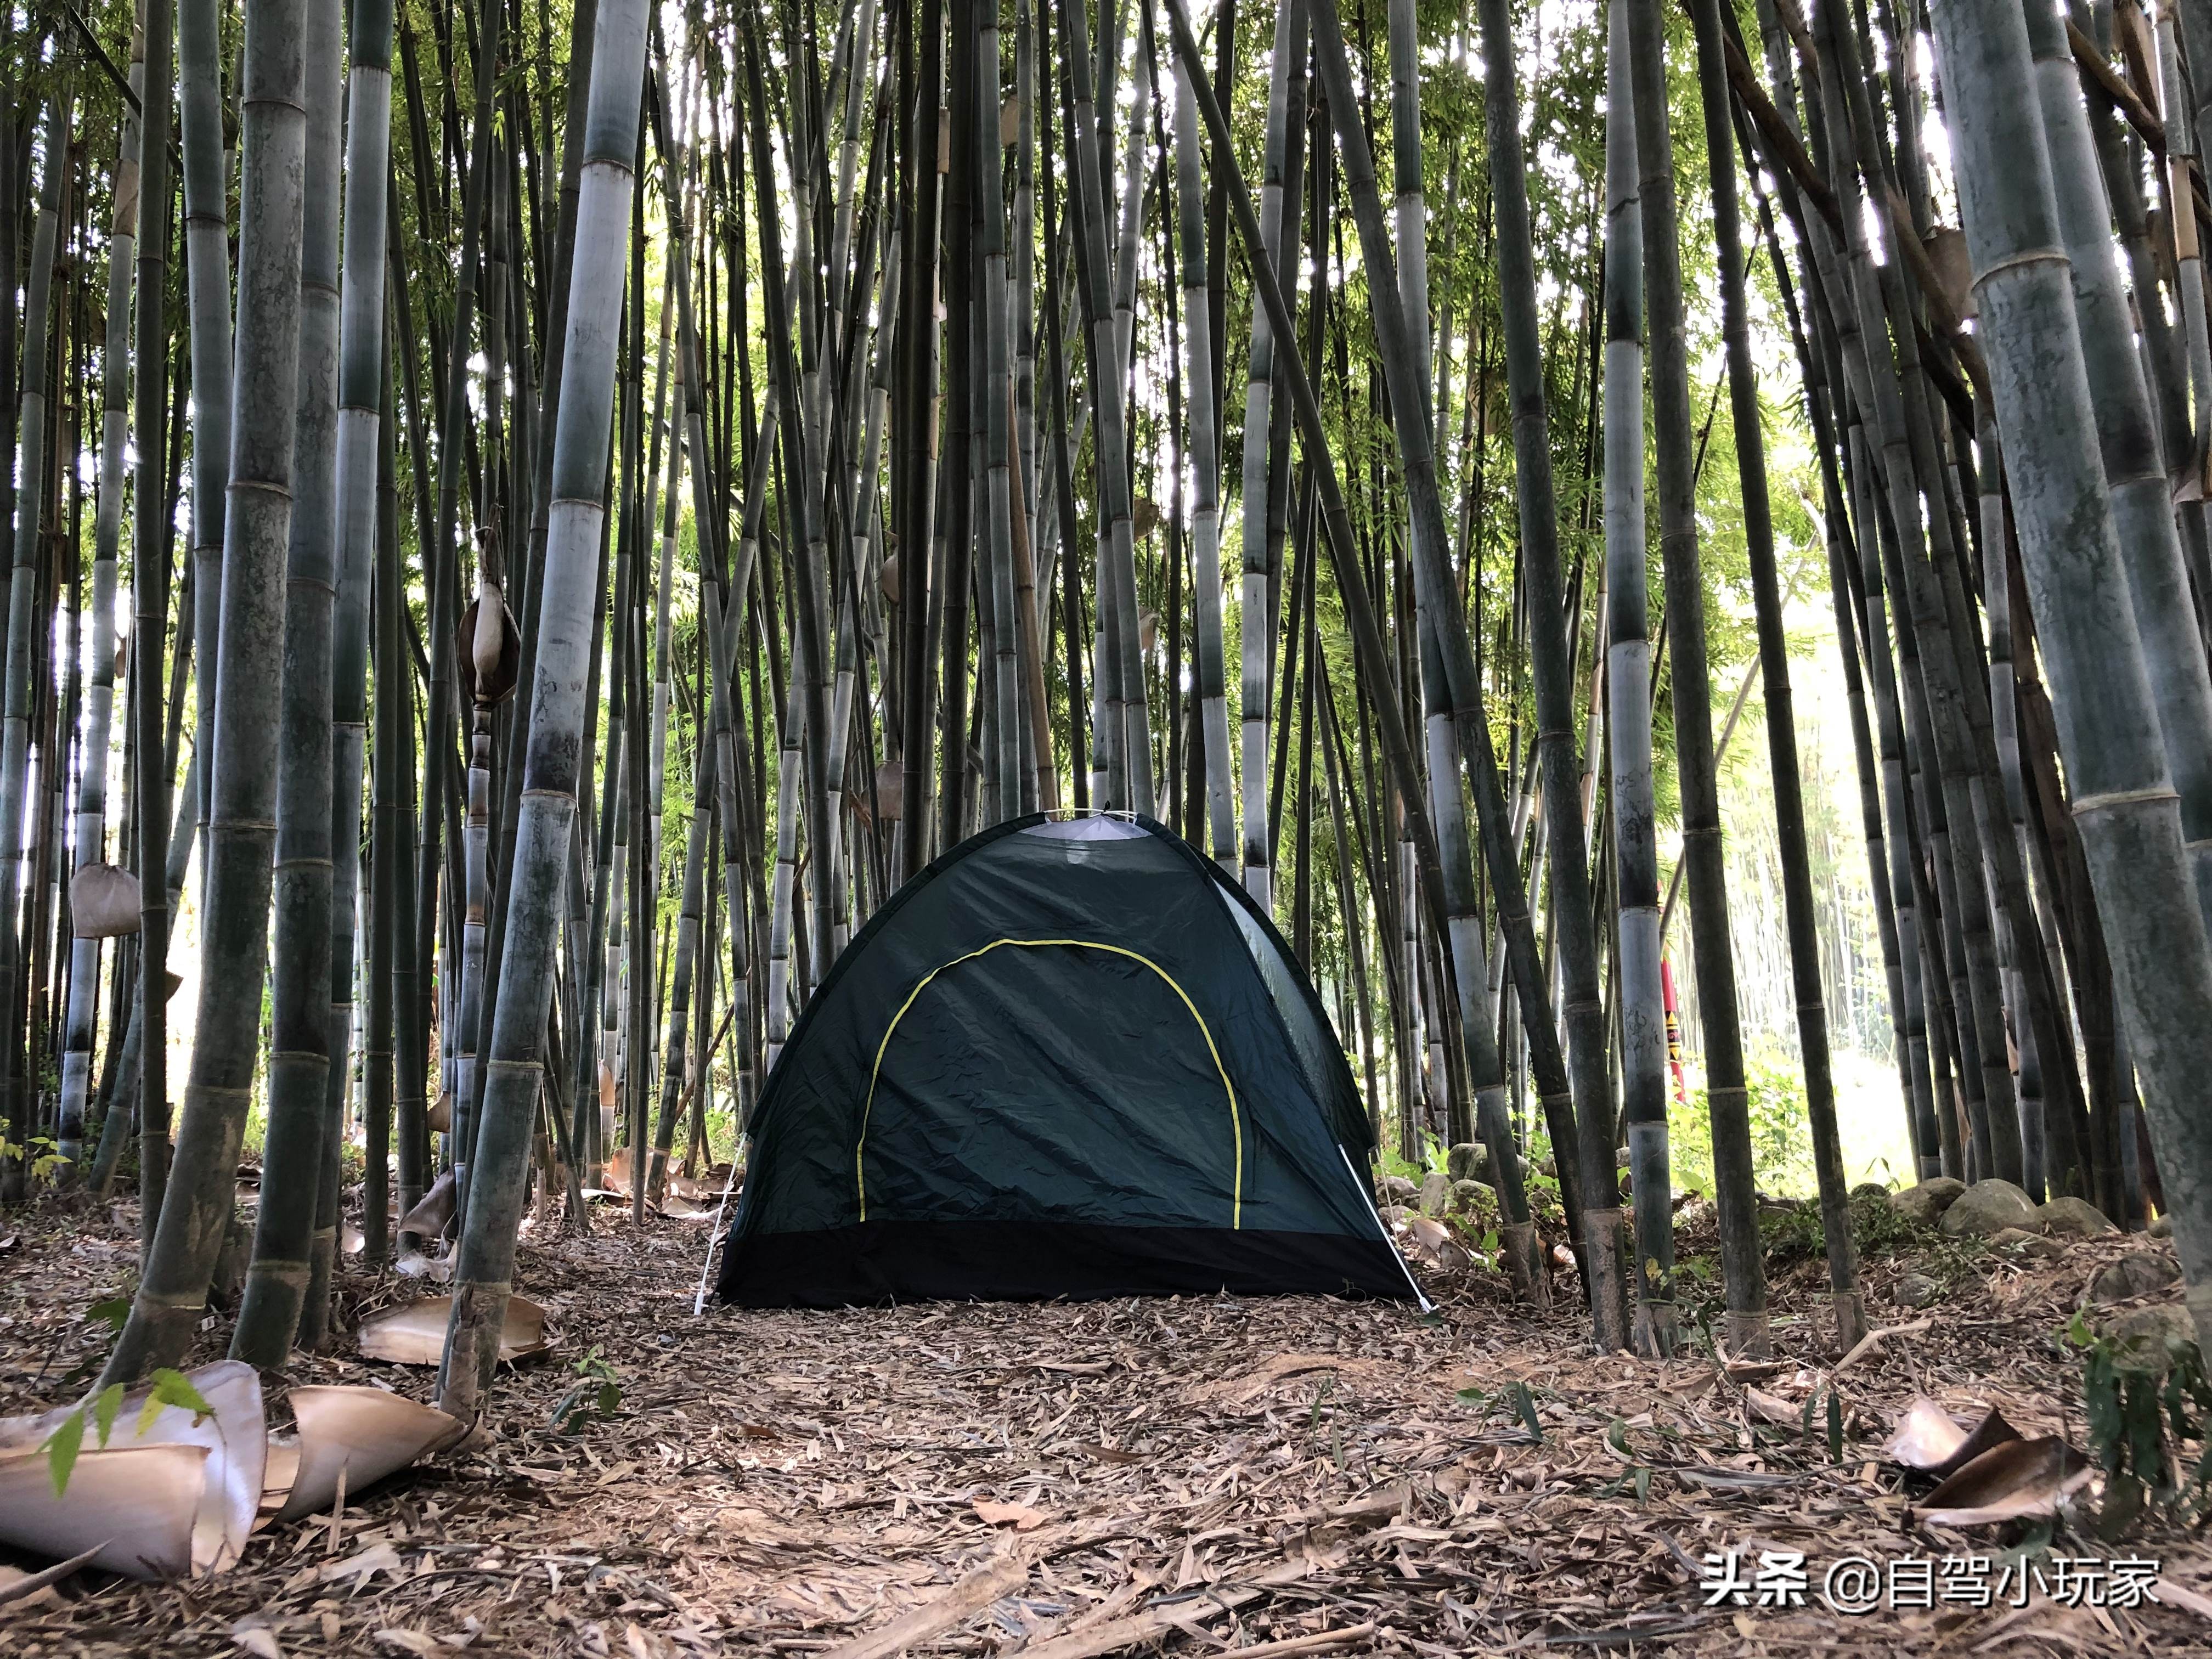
718 1218 1418 1308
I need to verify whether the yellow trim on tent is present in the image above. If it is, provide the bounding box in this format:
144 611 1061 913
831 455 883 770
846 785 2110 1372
854 938 1244 1228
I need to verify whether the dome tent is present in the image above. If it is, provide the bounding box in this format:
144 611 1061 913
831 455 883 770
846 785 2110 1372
717 813 1420 1307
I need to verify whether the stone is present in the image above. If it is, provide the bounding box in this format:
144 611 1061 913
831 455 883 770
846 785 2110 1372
2090 1250 2183 1305
1536 1155 1558 1178
1938 1179 2042 1238
2101 1304 2198 1374
1889 1176 1967 1227
1989 1227 2064 1259
1894 1272 1942 1308
1615 1145 1631 1168
2149 1215 2174 1239
1451 1180 1488 1215
1379 1175 1419 1206
1420 1170 1454 1217
1850 1181 1889 1201
1447 1142 1486 1183
2037 1197 2115 1238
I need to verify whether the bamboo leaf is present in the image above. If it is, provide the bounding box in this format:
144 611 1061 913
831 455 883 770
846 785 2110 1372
91 1381 125 1448
42 1408 86 1496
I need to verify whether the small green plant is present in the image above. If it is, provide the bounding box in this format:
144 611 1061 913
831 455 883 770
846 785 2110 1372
1596 1415 1654 1503
2066 1312 2212 1527
41 1368 215 1496
1761 1189 1927 1267
0 1133 71 1184
550 1346 624 1431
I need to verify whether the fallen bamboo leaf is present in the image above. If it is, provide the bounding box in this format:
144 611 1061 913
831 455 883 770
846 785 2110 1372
821 1553 1032 1659
1910 1437 2090 1528
1193 1622 1374 1659
1831 1317 1932 1378
1743 1387 1802 1427
325 1541 408 1589
1017 1548 1342 1659
358 1295 548 1366
373 1627 442 1655
264 1386 465 1522
2152 1578 2212 1620
972 1498 1046 1530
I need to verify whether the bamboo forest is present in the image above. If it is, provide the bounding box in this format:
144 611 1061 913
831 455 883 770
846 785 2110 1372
5 0 2212 1647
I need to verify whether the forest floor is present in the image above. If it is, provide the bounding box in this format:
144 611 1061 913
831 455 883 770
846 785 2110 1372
3 1192 2210 1657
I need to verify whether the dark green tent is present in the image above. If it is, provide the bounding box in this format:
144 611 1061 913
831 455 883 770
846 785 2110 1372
716 814 1419 1307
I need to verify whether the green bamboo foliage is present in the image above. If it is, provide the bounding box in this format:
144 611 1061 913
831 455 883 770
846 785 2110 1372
105 0 312 1386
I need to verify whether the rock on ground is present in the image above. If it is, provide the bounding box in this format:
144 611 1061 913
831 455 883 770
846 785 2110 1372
1894 1271 1940 1308
1889 1176 1966 1226
2101 1303 2198 1373
2037 1196 2115 1237
1938 1179 2041 1238
1988 1227 2063 1259
1447 1142 1486 1183
1419 1171 1453 1218
2091 1250 2183 1305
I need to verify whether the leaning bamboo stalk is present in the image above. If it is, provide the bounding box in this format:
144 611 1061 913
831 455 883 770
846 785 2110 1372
1622 0 1768 1354
179 0 232 881
438 0 652 1421
1176 48 1232 871
234 0 345 1364
1471 0 1617 1341
1163 0 1547 1304
129 0 178 1234
0 83 68 1195
2025 3 2212 944
1237 0 1304 906
105 0 311 1385
1599 0 1675 1355
311 0 396 1300
1688 0 1862 1350
60 40 142 1167
1926 0 2212 1352
1060 0 1153 816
